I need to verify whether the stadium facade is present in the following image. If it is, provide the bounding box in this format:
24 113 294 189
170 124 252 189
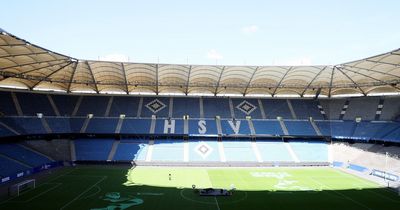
0 29 400 209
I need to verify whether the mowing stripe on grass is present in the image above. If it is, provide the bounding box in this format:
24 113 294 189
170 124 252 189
309 177 373 210
59 176 107 210
0 168 76 206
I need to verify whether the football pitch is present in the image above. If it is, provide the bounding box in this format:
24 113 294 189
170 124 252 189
0 166 399 210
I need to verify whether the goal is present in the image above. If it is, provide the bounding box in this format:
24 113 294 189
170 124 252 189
9 179 36 196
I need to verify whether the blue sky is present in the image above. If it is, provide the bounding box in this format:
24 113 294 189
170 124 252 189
2 0 400 65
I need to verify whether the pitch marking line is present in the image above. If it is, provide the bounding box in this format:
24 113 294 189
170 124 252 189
309 177 373 210
59 176 107 210
0 168 76 206
214 196 221 210
9 183 63 203
333 169 400 202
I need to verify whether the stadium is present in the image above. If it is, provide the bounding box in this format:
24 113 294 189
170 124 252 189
1 6 400 209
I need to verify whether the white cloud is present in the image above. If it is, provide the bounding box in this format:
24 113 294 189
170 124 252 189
242 25 259 34
99 53 130 62
206 49 223 60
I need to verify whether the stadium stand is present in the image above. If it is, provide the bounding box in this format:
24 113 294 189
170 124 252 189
85 118 119 134
188 140 220 161
151 140 184 162
76 96 109 117
262 99 292 119
173 97 200 118
319 99 346 120
289 141 328 162
0 156 29 178
16 92 55 116
109 96 141 117
112 139 148 161
343 97 380 121
284 120 317 136
290 99 323 120
223 140 257 162
51 94 79 116
380 97 400 121
74 139 114 161
0 144 52 167
203 98 231 118
256 141 293 162
252 120 283 135
0 92 17 116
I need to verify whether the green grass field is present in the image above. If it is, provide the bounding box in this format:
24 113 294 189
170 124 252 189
0 166 399 210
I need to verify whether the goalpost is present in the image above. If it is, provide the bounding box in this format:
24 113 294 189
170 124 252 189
9 179 36 196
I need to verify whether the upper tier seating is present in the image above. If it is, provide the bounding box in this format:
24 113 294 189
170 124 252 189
343 97 379 121
17 92 55 116
109 97 140 117
173 98 200 118
319 99 345 120
76 96 109 117
51 94 79 116
290 99 323 120
262 99 292 119
0 92 17 116
203 98 231 118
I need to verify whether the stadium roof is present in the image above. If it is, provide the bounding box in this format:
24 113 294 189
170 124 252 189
1 28 400 97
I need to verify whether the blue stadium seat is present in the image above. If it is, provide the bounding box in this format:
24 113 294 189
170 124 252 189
285 120 316 136
257 141 293 162
16 92 55 116
151 140 184 161
85 118 119 134
231 98 262 119
120 119 151 134
51 94 79 116
0 156 29 177
74 139 114 161
252 120 283 135
113 139 149 161
76 96 109 117
223 140 257 162
203 98 231 118
0 144 52 167
262 99 292 119
0 91 17 116
188 140 220 161
154 119 184 134
45 117 72 133
289 141 328 162
188 120 218 135
221 120 251 135
109 97 140 117
141 97 169 118
173 98 199 118
290 99 323 120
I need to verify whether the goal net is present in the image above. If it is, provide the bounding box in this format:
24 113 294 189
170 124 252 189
9 179 35 196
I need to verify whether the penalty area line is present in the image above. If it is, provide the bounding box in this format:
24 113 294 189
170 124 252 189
214 196 221 210
59 176 107 210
